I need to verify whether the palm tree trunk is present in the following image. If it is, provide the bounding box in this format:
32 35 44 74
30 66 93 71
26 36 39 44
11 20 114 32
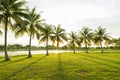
73 44 75 54
46 37 49 56
28 34 32 57
73 48 75 54
85 40 88 53
4 16 10 61
57 41 59 54
100 40 103 53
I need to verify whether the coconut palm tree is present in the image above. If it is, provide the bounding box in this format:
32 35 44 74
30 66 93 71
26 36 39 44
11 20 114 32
0 0 26 61
14 8 44 57
39 24 52 56
26 8 44 57
68 31 80 54
94 26 111 53
79 27 93 53
51 24 67 53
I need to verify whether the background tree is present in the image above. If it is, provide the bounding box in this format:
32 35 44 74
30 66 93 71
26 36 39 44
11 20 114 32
51 24 67 53
94 26 111 53
110 37 120 48
79 27 93 53
0 0 27 60
115 38 120 47
39 24 52 56
68 31 80 54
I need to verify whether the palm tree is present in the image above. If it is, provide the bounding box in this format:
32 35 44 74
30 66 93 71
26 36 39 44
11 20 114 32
51 24 67 53
26 8 44 57
79 27 93 53
14 8 44 57
0 0 26 61
68 31 80 54
94 26 111 53
39 24 52 56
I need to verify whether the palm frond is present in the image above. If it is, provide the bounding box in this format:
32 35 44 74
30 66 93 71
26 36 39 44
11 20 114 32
10 1 26 10
15 27 26 38
8 18 14 31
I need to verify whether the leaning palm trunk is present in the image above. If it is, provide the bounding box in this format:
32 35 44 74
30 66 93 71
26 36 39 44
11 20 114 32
4 16 10 61
100 40 103 53
28 34 32 57
46 37 49 56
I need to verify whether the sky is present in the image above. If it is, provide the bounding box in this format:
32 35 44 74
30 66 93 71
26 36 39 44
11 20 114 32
0 0 120 46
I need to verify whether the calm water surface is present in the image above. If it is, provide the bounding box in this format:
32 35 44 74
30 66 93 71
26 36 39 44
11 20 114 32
0 50 76 56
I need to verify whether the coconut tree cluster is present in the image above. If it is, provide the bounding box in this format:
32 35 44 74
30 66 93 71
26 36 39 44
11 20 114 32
0 0 118 61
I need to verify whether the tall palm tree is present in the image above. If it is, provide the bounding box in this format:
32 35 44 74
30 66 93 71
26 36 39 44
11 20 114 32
79 27 93 53
14 8 44 57
0 0 26 61
51 24 67 53
39 24 52 56
26 8 44 57
94 26 111 53
68 31 80 54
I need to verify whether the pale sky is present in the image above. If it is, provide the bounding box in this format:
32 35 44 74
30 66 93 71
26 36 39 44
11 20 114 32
0 0 120 46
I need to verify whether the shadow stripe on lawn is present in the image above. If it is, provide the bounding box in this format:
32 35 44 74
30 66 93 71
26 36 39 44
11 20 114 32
0 57 29 67
85 54 120 66
3 55 47 80
79 54 120 70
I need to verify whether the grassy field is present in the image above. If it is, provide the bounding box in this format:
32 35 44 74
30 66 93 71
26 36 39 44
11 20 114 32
0 52 120 80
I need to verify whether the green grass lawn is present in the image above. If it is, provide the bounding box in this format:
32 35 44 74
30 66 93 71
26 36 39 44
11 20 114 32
0 52 120 80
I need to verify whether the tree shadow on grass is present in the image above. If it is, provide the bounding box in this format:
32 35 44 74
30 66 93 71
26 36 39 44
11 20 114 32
11 57 29 63
3 55 46 80
0 56 29 67
86 55 120 66
57 54 67 80
80 54 120 70
0 60 6 63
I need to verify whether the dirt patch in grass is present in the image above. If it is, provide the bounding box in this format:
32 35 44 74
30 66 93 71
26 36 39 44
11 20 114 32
75 70 90 75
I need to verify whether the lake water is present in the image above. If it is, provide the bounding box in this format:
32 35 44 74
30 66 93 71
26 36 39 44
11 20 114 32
0 50 77 56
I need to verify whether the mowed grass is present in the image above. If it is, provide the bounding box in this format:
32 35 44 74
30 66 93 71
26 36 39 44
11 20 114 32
0 52 120 80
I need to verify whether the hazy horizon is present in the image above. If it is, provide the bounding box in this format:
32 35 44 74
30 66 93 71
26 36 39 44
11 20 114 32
0 0 120 46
